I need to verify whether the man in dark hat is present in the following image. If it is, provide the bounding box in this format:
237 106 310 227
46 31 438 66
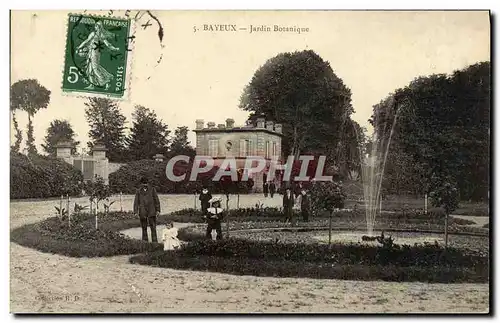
269 181 276 198
199 185 212 215
263 181 269 198
282 186 295 224
133 176 161 242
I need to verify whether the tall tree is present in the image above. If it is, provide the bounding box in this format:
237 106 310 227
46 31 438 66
10 79 51 155
126 105 170 160
42 119 80 156
84 97 127 162
371 61 490 201
10 101 22 153
239 50 355 160
168 126 195 158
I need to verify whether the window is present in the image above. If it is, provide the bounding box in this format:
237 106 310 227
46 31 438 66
240 139 252 157
208 140 218 156
239 139 246 157
265 141 270 158
272 142 277 158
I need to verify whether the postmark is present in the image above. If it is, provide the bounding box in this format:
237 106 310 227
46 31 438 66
62 14 133 99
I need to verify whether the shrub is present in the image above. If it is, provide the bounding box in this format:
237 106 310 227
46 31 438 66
10 152 83 199
109 159 254 194
129 239 488 283
83 175 112 211
430 182 460 215
176 238 486 267
309 181 346 214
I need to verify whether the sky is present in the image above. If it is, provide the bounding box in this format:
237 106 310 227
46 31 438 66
10 10 490 154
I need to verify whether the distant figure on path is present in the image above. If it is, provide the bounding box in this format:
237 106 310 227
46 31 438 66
269 181 276 198
282 187 295 224
199 186 212 214
133 177 161 242
205 197 224 240
297 189 310 222
263 181 269 197
162 221 181 251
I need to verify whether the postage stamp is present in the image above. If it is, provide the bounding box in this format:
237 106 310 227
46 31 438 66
62 14 132 99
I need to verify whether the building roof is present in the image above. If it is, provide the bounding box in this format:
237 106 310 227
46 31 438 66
193 127 283 137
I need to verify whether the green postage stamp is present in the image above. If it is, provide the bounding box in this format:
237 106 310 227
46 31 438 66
62 14 132 99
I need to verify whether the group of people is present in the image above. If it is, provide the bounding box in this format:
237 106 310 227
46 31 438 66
132 177 312 247
282 186 310 224
262 181 277 198
132 177 181 250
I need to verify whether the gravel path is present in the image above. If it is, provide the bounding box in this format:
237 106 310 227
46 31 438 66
10 194 490 313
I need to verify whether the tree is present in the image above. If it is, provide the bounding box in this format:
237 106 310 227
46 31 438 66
430 180 459 248
370 61 490 201
126 105 170 161
42 119 80 156
309 181 346 215
168 126 195 158
10 79 51 155
85 97 127 162
239 50 355 160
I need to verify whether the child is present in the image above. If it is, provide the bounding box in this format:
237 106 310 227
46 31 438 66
161 221 181 251
205 197 224 240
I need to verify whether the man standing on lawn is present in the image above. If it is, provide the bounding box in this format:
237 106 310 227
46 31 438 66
133 176 161 242
283 186 295 224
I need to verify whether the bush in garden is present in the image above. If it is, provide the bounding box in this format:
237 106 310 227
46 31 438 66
10 152 83 199
430 182 460 215
83 175 112 212
309 180 346 215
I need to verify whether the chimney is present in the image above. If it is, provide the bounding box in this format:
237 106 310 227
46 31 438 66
195 119 205 130
226 118 235 128
55 140 74 159
274 123 283 134
217 124 225 129
256 117 265 129
265 120 274 131
92 144 107 160
207 122 216 129
153 154 165 162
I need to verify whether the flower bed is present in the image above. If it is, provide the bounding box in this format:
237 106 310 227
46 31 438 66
11 212 162 257
168 207 477 226
10 207 487 266
129 239 488 283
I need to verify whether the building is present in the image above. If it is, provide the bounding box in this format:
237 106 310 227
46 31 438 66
193 117 283 192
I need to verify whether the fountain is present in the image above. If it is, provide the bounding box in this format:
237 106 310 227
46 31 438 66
355 104 405 237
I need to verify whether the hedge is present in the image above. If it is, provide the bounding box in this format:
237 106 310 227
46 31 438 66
129 239 488 283
109 159 254 194
10 152 83 199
